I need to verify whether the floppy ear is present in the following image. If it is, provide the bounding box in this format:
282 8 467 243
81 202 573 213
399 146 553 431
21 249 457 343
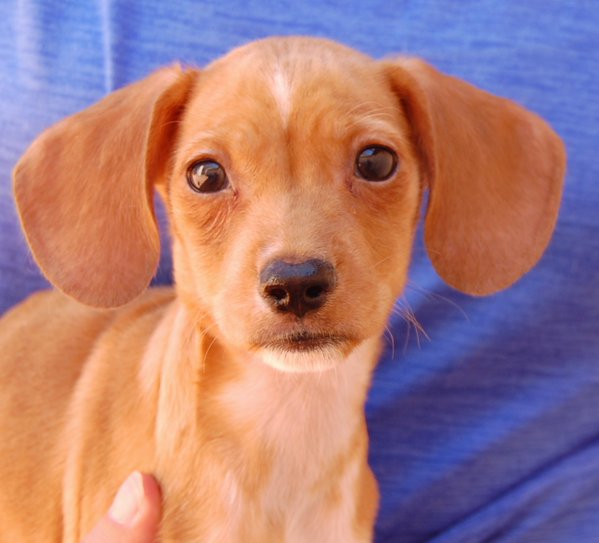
14 66 197 308
382 59 566 295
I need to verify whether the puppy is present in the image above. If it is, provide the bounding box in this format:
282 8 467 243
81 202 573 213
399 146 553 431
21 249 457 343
0 37 565 542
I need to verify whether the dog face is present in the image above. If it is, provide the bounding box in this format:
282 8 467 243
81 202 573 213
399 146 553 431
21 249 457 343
166 39 421 371
13 37 565 372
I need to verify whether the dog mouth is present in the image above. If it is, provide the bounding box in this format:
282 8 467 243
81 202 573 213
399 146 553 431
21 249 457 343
254 331 351 353
250 329 359 372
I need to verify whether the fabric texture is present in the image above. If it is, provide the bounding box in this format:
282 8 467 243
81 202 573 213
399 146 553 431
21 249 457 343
1 2 598 541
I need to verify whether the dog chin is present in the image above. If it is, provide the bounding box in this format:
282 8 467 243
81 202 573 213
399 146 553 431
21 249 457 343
258 345 347 373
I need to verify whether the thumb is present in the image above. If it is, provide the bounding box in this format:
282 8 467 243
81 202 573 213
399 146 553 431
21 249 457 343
82 472 162 543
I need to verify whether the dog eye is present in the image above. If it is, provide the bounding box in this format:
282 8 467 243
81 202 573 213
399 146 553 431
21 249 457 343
187 160 229 193
355 146 398 182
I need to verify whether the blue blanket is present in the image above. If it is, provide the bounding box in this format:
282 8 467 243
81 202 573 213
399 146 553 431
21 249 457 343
1 2 598 541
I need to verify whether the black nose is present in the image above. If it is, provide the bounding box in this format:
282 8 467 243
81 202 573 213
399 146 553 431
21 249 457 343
260 259 336 318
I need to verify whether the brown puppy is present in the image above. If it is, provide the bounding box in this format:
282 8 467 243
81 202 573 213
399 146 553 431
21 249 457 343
0 37 565 542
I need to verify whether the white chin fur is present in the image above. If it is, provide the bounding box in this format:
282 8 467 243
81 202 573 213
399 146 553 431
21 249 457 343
259 346 347 373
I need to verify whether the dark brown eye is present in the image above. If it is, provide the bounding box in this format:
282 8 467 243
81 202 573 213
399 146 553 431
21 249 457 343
355 146 398 181
187 160 229 193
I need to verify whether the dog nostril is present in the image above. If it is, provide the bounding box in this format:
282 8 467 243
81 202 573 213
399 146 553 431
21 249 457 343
305 285 324 300
266 286 289 303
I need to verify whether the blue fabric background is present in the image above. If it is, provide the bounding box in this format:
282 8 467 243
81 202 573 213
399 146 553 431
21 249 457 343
1 2 598 541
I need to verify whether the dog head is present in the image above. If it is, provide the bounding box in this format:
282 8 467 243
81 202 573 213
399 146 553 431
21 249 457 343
13 37 565 372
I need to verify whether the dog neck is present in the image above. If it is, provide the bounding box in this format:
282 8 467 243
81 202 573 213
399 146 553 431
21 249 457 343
141 299 379 496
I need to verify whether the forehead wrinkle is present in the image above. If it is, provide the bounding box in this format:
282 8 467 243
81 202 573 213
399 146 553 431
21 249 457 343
338 117 409 146
178 131 223 157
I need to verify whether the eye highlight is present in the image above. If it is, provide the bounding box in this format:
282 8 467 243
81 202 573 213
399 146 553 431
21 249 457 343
355 146 398 182
187 160 229 193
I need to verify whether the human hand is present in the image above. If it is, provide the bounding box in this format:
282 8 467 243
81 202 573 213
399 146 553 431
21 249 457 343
82 472 162 543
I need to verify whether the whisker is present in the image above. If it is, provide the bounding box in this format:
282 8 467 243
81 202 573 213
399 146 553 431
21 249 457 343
405 281 469 321
391 297 430 351
199 333 220 375
180 306 223 378
383 325 396 360
372 254 394 271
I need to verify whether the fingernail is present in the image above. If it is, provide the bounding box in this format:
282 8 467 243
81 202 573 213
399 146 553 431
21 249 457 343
109 471 144 525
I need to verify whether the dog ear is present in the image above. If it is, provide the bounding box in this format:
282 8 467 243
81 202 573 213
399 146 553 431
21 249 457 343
382 59 566 295
14 66 197 308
